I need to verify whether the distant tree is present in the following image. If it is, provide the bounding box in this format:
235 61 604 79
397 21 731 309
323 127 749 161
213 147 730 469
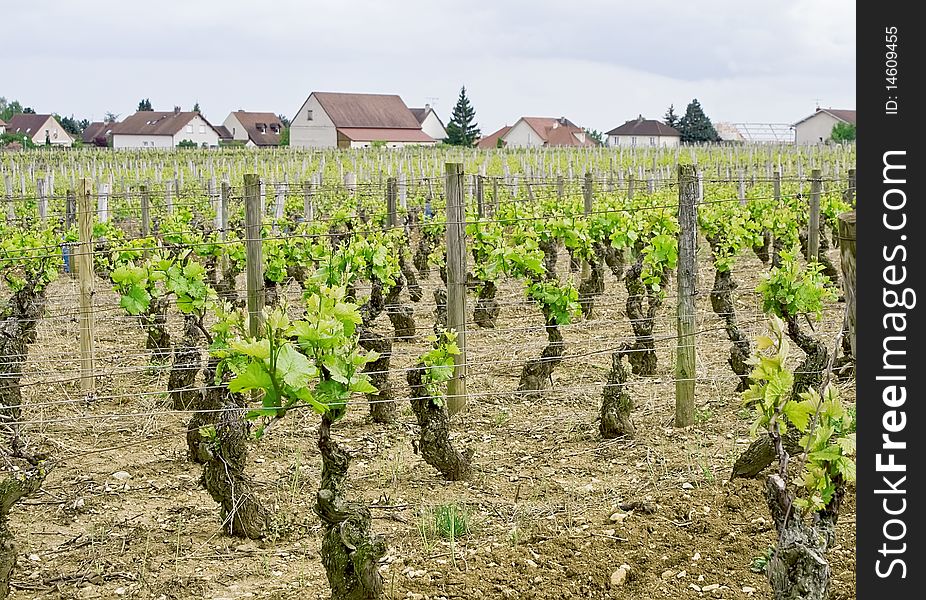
584 128 604 145
0 99 29 122
664 104 680 129
104 111 120 124
23 107 35 114
495 137 505 149
279 127 290 147
192 102 201 113
137 98 153 111
445 86 480 147
78 118 90 131
678 99 720 143
830 122 856 143
54 114 84 136
278 114 291 128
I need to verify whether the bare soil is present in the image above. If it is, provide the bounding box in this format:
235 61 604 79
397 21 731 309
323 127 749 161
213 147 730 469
10 242 855 600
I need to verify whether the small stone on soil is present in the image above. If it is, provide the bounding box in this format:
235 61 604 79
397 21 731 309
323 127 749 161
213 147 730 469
682 482 694 490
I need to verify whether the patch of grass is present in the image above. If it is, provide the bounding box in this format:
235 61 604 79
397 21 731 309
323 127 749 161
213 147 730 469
696 406 713 424
750 545 775 573
493 410 510 427
418 503 470 556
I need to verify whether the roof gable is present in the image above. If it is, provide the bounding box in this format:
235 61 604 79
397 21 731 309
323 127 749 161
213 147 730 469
313 92 421 129
605 117 680 137
792 108 856 127
231 111 283 146
112 111 218 137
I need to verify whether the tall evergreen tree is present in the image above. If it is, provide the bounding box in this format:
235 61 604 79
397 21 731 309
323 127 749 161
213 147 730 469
137 98 153 111
678 99 719 143
445 86 480 147
192 102 201 112
664 104 680 129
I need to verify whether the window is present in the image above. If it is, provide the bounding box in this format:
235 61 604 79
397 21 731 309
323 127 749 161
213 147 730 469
307 110 313 121
186 125 193 133
631 136 637 147
199 125 205 134
650 137 656 146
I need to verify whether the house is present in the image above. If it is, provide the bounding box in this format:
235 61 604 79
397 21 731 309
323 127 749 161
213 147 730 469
6 114 74 146
792 108 856 145
478 117 597 149
0 119 6 135
214 125 233 143
476 126 512 149
409 105 447 141
110 110 221 149
289 92 436 149
82 121 117 147
222 111 283 147
605 116 680 148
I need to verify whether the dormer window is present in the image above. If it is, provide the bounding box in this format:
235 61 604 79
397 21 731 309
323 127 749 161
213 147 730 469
307 110 313 121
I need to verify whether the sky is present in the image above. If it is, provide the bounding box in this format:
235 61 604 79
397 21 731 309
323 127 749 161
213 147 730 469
2 0 855 133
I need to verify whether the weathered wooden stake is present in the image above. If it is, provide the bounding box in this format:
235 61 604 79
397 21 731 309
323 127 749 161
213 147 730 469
244 174 265 336
838 211 856 356
582 172 593 278
445 163 468 416
77 179 96 394
808 168 822 262
140 184 150 237
303 180 315 222
386 177 398 228
675 165 698 428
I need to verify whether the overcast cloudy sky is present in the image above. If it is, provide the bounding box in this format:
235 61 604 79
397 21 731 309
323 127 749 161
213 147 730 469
3 0 854 132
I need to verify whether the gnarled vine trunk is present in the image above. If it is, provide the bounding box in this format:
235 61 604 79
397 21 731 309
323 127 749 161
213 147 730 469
706 238 752 392
0 460 48 598
732 315 829 478
142 296 171 362
599 348 635 438
764 473 843 600
414 230 437 279
473 281 500 328
432 288 447 336
578 245 606 318
358 278 396 424
1 285 47 422
385 274 415 342
399 253 422 303
169 316 202 411
316 415 386 599
753 230 772 265
406 363 473 480
603 245 625 280
518 306 565 394
624 259 663 377
799 231 840 285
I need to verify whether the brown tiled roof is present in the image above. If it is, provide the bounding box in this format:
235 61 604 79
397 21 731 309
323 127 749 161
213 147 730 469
112 111 218 136
793 108 856 127
476 125 512 149
605 116 680 137
520 117 578 141
336 128 434 143
82 121 116 144
314 92 421 129
545 124 598 147
7 114 56 135
214 125 233 140
231 111 282 146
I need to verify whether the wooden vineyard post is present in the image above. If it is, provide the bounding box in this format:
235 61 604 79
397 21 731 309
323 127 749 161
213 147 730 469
244 174 265 337
219 182 230 240
65 190 76 230
475 175 484 219
492 176 499 217
37 178 47 223
557 175 565 200
773 169 782 202
444 163 468 416
808 168 822 262
627 173 635 200
582 171 593 278
140 184 150 237
77 179 96 394
4 174 13 222
98 182 110 223
303 180 315 223
675 165 698 428
386 177 398 229
838 211 856 357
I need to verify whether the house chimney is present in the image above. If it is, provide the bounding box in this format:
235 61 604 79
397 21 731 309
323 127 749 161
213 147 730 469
174 106 181 114
425 103 430 109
